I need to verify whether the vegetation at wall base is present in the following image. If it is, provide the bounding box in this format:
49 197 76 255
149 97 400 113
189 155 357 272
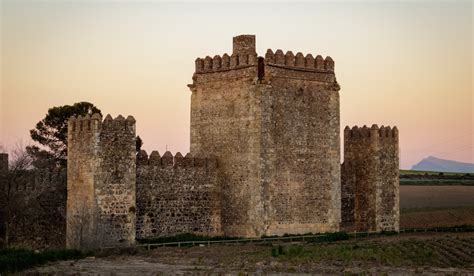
136 233 241 244
0 248 84 273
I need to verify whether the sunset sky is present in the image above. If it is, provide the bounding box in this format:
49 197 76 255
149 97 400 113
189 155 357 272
1 1 472 169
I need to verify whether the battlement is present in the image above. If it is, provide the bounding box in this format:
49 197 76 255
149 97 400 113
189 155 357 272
68 113 135 134
264 49 334 72
344 125 398 141
137 150 217 169
342 124 399 232
194 53 258 74
191 35 337 86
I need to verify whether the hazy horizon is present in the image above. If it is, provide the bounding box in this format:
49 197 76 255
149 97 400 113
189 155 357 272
1 1 472 169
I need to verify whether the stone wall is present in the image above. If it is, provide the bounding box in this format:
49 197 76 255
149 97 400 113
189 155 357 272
190 35 262 237
261 50 341 236
0 154 66 249
135 150 221 239
67 114 136 249
341 125 399 232
189 35 341 237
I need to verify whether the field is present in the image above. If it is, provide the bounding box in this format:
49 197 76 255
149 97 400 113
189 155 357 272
400 170 474 186
400 185 474 209
26 232 474 274
400 185 474 229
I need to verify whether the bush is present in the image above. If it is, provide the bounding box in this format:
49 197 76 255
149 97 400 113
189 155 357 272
137 233 240 244
0 248 83 273
307 232 350 243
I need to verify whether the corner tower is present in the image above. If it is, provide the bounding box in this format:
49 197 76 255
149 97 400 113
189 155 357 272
188 35 341 237
341 125 399 232
66 114 136 248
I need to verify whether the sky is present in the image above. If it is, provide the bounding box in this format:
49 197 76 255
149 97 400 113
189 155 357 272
0 0 472 169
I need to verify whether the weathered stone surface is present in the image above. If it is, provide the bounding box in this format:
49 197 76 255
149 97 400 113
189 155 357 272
189 36 341 237
67 114 136 249
341 125 399 232
136 152 221 238
0 155 67 249
59 34 400 249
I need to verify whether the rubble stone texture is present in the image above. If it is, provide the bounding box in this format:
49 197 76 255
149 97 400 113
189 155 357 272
135 151 222 238
62 34 399 248
189 35 342 237
66 114 136 248
341 126 400 232
0 154 67 249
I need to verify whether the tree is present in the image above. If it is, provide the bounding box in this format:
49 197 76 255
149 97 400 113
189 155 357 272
27 102 101 168
136 136 143 153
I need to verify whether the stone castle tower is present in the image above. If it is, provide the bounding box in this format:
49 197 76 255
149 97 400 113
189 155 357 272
189 35 341 237
341 125 399 232
67 114 137 248
66 34 399 248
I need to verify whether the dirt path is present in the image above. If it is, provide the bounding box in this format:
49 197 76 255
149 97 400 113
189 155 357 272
26 232 474 275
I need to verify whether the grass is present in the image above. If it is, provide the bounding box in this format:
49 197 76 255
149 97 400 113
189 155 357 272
0 248 84 273
137 233 241 244
399 179 474 186
269 237 473 267
399 170 470 176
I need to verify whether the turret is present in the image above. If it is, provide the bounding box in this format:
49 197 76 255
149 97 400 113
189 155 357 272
341 125 399 232
67 113 136 249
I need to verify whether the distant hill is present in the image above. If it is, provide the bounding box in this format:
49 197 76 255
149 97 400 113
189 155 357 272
411 156 474 173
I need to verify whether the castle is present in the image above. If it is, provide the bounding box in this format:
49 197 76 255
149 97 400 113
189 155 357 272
3 35 400 249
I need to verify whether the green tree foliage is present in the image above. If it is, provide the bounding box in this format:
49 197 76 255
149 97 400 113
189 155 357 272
27 102 101 168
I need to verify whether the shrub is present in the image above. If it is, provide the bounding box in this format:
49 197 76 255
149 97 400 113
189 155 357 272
0 248 83 273
136 233 240 245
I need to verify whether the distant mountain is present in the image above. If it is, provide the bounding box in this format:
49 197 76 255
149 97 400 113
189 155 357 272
411 156 474 173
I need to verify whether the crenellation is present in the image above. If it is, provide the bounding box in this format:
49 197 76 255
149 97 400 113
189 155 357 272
204 56 212 71
341 125 399 232
315 55 325 69
265 49 274 63
274 49 285 64
137 150 149 165
324 56 335 71
174 152 185 167
295 52 305 67
195 58 204 73
161 151 174 166
285 51 295 66
149 151 161 166
221 54 230 69
67 113 136 249
62 34 399 249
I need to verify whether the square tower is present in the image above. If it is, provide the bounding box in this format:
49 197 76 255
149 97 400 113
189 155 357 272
189 35 341 237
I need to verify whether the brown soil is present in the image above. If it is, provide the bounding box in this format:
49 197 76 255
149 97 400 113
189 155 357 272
400 185 474 208
27 232 474 275
400 206 474 228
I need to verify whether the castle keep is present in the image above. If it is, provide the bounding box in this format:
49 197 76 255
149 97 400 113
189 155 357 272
62 35 399 248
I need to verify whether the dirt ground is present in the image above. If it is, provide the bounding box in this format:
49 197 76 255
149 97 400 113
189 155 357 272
401 206 474 229
400 185 474 208
26 232 474 275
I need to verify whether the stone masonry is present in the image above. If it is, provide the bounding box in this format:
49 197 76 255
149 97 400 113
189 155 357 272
341 125 400 232
189 35 341 237
62 34 400 248
67 114 136 248
135 150 222 239
0 154 67 249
